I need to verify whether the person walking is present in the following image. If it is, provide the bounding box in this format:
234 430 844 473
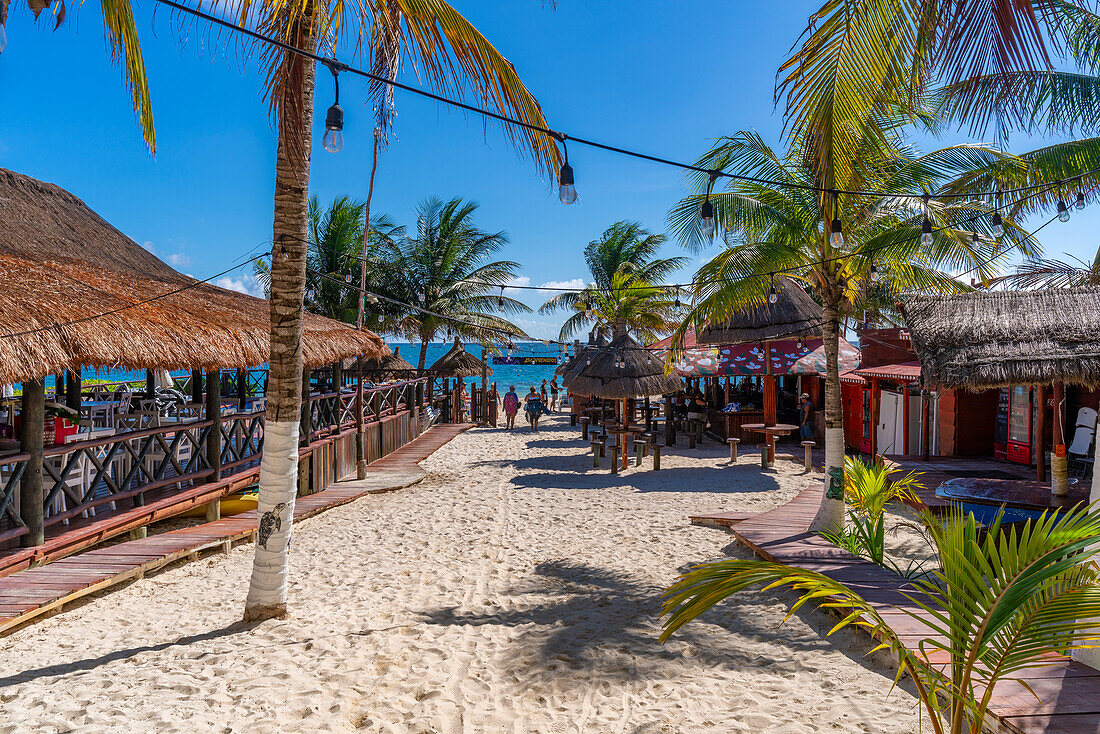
524 386 546 432
799 392 814 442
503 385 520 430
549 378 559 411
539 379 549 406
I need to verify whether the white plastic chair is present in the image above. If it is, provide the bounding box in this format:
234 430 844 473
1077 406 1098 429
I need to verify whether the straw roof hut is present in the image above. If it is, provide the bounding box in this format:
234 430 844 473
354 345 416 380
563 324 682 398
901 287 1100 389
428 338 492 378
560 331 608 384
696 276 821 344
0 168 387 384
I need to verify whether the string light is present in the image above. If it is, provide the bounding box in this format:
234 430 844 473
992 212 1005 239
1057 193 1071 223
556 134 576 205
674 295 682 309
700 171 719 239
498 286 505 313
1076 191 1087 211
366 292 379 305
829 191 844 247
768 274 777 304
920 194 933 246
870 262 879 282
321 59 346 153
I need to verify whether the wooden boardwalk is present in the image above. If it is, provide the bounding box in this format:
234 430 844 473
0 423 471 636
694 480 1100 733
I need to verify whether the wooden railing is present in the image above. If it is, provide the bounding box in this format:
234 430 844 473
2 376 432 553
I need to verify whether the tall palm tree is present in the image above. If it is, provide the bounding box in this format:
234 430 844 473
540 221 686 342
304 195 366 322
1 0 155 151
670 132 1036 530
214 0 559 622
371 196 531 370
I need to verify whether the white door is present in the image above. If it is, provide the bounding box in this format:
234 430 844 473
877 390 901 455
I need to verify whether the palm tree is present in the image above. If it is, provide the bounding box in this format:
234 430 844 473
219 0 559 622
540 221 686 342
370 196 531 370
670 132 1036 531
1 0 155 151
303 196 365 322
661 506 1100 734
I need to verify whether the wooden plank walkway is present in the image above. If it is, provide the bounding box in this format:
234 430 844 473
718 482 1100 733
0 423 472 636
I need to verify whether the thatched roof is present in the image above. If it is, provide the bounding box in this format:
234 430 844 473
561 332 608 384
555 339 584 376
352 345 416 379
697 276 821 344
563 325 682 398
902 287 1100 389
428 338 491 378
0 168 387 384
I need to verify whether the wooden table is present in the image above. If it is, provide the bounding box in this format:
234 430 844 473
606 426 647 470
741 423 798 463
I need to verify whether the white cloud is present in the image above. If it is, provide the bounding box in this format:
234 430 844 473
165 252 191 267
141 240 156 253
216 274 265 298
539 278 587 291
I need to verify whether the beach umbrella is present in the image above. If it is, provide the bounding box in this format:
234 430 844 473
564 323 682 399
427 337 493 378
352 345 417 381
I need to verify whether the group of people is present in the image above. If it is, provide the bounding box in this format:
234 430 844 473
502 378 559 432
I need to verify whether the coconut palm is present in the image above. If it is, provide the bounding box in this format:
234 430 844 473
209 0 558 622
661 506 1100 734
1 0 154 151
670 131 1037 531
370 196 531 370
540 221 686 342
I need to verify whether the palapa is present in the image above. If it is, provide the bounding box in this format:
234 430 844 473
563 324 682 398
0 168 388 384
902 287 1100 389
696 276 821 344
428 337 492 378
560 331 608 384
354 345 417 380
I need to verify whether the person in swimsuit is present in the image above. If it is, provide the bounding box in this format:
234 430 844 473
503 385 520 430
524 387 546 432
549 378 560 411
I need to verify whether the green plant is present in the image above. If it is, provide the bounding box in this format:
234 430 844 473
662 506 1100 734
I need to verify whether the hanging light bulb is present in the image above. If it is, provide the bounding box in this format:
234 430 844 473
920 218 933 246
321 60 345 153
796 338 803 350
768 275 778 304
1057 198 1071 223
992 212 1004 239
1076 191 1086 211
829 190 844 246
674 295 682 309
556 134 577 205
700 198 715 239
498 286 505 313
870 263 879 282
366 293 379 305
345 273 353 283
971 231 980 245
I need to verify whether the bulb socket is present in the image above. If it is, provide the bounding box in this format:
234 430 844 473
325 103 344 131
558 162 574 187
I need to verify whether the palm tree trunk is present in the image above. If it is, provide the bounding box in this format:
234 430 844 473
418 340 429 372
809 298 845 532
243 27 316 622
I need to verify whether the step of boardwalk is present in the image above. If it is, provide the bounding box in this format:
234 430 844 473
0 423 471 636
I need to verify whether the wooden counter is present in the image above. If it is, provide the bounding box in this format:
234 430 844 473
713 410 765 441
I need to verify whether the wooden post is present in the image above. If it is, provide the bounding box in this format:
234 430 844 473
191 369 204 406
1036 384 1047 483
237 368 248 411
902 381 911 456
1052 381 1068 495
65 370 81 412
921 389 931 461
355 355 366 479
763 341 777 428
724 377 730 407
869 377 879 458
329 362 341 436
609 445 619 474
665 393 675 446
652 443 661 470
204 369 222 523
481 348 488 424
299 368 311 446
145 369 155 400
19 377 45 547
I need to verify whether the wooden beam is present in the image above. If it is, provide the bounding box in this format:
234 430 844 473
19 378 45 547
191 369 203 405
1036 384 1047 483
902 382 910 457
237 368 247 411
869 377 879 458
145 370 155 400
205 370 222 485
65 370 81 412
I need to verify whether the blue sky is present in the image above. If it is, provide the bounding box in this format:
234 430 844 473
2 1 1098 340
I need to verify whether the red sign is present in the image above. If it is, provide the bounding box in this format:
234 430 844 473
1055 444 1067 458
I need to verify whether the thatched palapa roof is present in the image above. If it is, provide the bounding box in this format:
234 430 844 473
352 345 416 379
561 331 608 384
428 338 491 378
564 324 682 398
697 276 821 344
902 287 1100 389
0 168 387 384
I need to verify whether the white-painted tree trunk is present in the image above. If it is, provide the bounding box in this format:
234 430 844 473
244 420 299 620
1071 417 1100 669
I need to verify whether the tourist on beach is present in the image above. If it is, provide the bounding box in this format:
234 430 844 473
549 378 559 411
539 379 548 407
524 386 546 432
799 393 814 441
503 386 520 430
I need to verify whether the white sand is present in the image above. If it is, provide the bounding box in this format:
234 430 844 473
0 415 927 733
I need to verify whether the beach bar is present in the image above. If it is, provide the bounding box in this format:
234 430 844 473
0 168 430 571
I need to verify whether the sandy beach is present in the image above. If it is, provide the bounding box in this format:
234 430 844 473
0 415 926 733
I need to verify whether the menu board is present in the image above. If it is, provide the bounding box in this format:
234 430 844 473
994 388 1009 445
1009 386 1031 444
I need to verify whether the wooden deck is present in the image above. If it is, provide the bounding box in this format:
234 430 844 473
697 478 1100 733
0 423 471 636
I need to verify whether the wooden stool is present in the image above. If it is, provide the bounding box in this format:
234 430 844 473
696 420 705 445
597 435 607 457
580 416 590 441
802 440 815 471
687 421 697 449
759 444 771 469
640 432 652 457
635 442 645 467
591 440 602 468
727 437 740 463
609 446 619 474
652 443 661 471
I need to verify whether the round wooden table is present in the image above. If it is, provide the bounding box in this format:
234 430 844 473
606 425 646 469
741 423 798 463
